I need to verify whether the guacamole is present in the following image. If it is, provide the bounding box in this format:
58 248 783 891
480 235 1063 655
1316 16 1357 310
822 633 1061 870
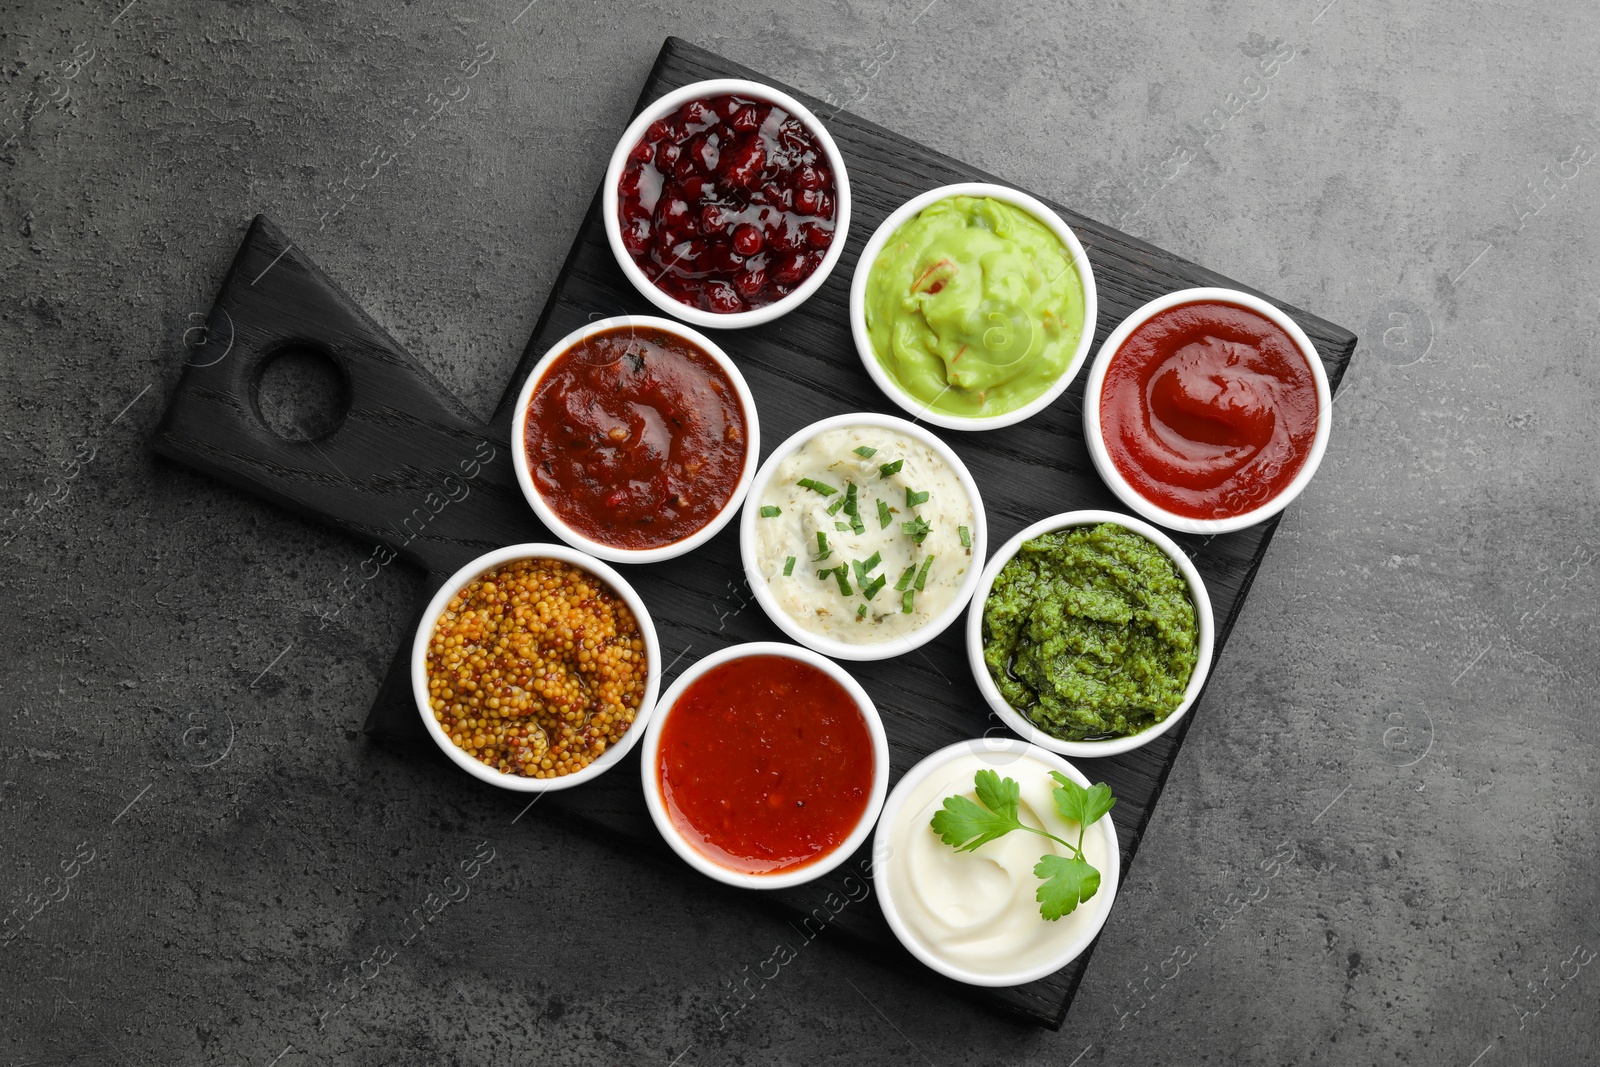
982 523 1198 741
864 195 1086 419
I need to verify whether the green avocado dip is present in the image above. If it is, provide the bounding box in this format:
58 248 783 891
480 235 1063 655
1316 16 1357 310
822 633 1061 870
982 523 1198 741
864 195 1086 419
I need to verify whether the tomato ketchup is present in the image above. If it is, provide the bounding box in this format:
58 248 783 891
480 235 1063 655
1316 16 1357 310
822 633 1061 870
1099 301 1320 520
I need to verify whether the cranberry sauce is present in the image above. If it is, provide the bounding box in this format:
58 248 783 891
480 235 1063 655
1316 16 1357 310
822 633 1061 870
617 93 837 314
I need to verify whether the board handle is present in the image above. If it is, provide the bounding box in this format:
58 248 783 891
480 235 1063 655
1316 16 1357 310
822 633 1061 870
151 216 545 575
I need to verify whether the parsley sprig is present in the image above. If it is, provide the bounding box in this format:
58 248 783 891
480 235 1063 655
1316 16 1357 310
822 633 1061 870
930 769 1116 921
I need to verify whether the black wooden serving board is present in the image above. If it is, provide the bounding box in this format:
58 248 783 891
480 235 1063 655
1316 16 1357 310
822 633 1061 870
151 37 1356 1030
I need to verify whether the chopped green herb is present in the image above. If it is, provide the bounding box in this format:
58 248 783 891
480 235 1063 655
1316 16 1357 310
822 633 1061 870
906 488 930 508
759 505 782 518
959 525 972 547
861 573 887 600
816 568 834 580
835 521 851 532
894 565 916 592
877 499 893 529
915 554 935 591
783 555 796 576
857 603 868 617
853 445 877 458
850 551 882 590
838 483 862 533
901 516 933 544
902 586 915 614
831 565 853 597
812 531 832 562
826 496 847 516
878 460 903 478
841 482 864 534
798 477 838 496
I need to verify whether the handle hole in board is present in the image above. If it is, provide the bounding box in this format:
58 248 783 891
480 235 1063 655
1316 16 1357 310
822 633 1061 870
253 343 352 442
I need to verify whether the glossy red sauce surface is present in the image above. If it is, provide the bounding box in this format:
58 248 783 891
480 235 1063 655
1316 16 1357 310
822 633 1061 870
657 655 874 875
1100 301 1320 519
617 93 836 314
524 325 748 549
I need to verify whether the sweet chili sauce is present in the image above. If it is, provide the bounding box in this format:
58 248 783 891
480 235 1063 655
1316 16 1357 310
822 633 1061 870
656 655 874 875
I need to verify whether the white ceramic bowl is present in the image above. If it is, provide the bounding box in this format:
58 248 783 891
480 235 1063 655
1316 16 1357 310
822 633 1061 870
873 738 1121 987
602 78 852 330
639 641 889 889
739 411 988 662
849 182 1098 431
966 510 1215 758
1082 286 1333 535
411 543 662 792
510 315 760 564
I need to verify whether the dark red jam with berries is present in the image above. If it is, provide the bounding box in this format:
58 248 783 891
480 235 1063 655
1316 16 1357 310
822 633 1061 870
617 93 838 315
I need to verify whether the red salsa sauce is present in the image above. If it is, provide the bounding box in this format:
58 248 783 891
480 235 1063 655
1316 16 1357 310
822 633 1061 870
1099 301 1320 520
524 325 748 549
617 93 836 314
657 655 874 875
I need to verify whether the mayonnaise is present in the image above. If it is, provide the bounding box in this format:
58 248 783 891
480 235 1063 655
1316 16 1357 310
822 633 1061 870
753 425 974 644
883 751 1113 977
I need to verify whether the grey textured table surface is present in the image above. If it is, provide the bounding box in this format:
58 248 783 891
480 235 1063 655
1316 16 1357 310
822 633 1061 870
3 1 1596 1065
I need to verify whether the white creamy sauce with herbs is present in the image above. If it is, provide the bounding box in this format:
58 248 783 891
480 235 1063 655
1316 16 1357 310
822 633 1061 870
886 752 1112 976
754 426 974 644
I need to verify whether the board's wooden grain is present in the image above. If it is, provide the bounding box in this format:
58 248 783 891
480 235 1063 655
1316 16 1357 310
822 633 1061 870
150 37 1356 1030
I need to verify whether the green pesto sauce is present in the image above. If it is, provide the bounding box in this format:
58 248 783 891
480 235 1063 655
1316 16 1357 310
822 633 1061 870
864 195 1086 419
982 523 1198 741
